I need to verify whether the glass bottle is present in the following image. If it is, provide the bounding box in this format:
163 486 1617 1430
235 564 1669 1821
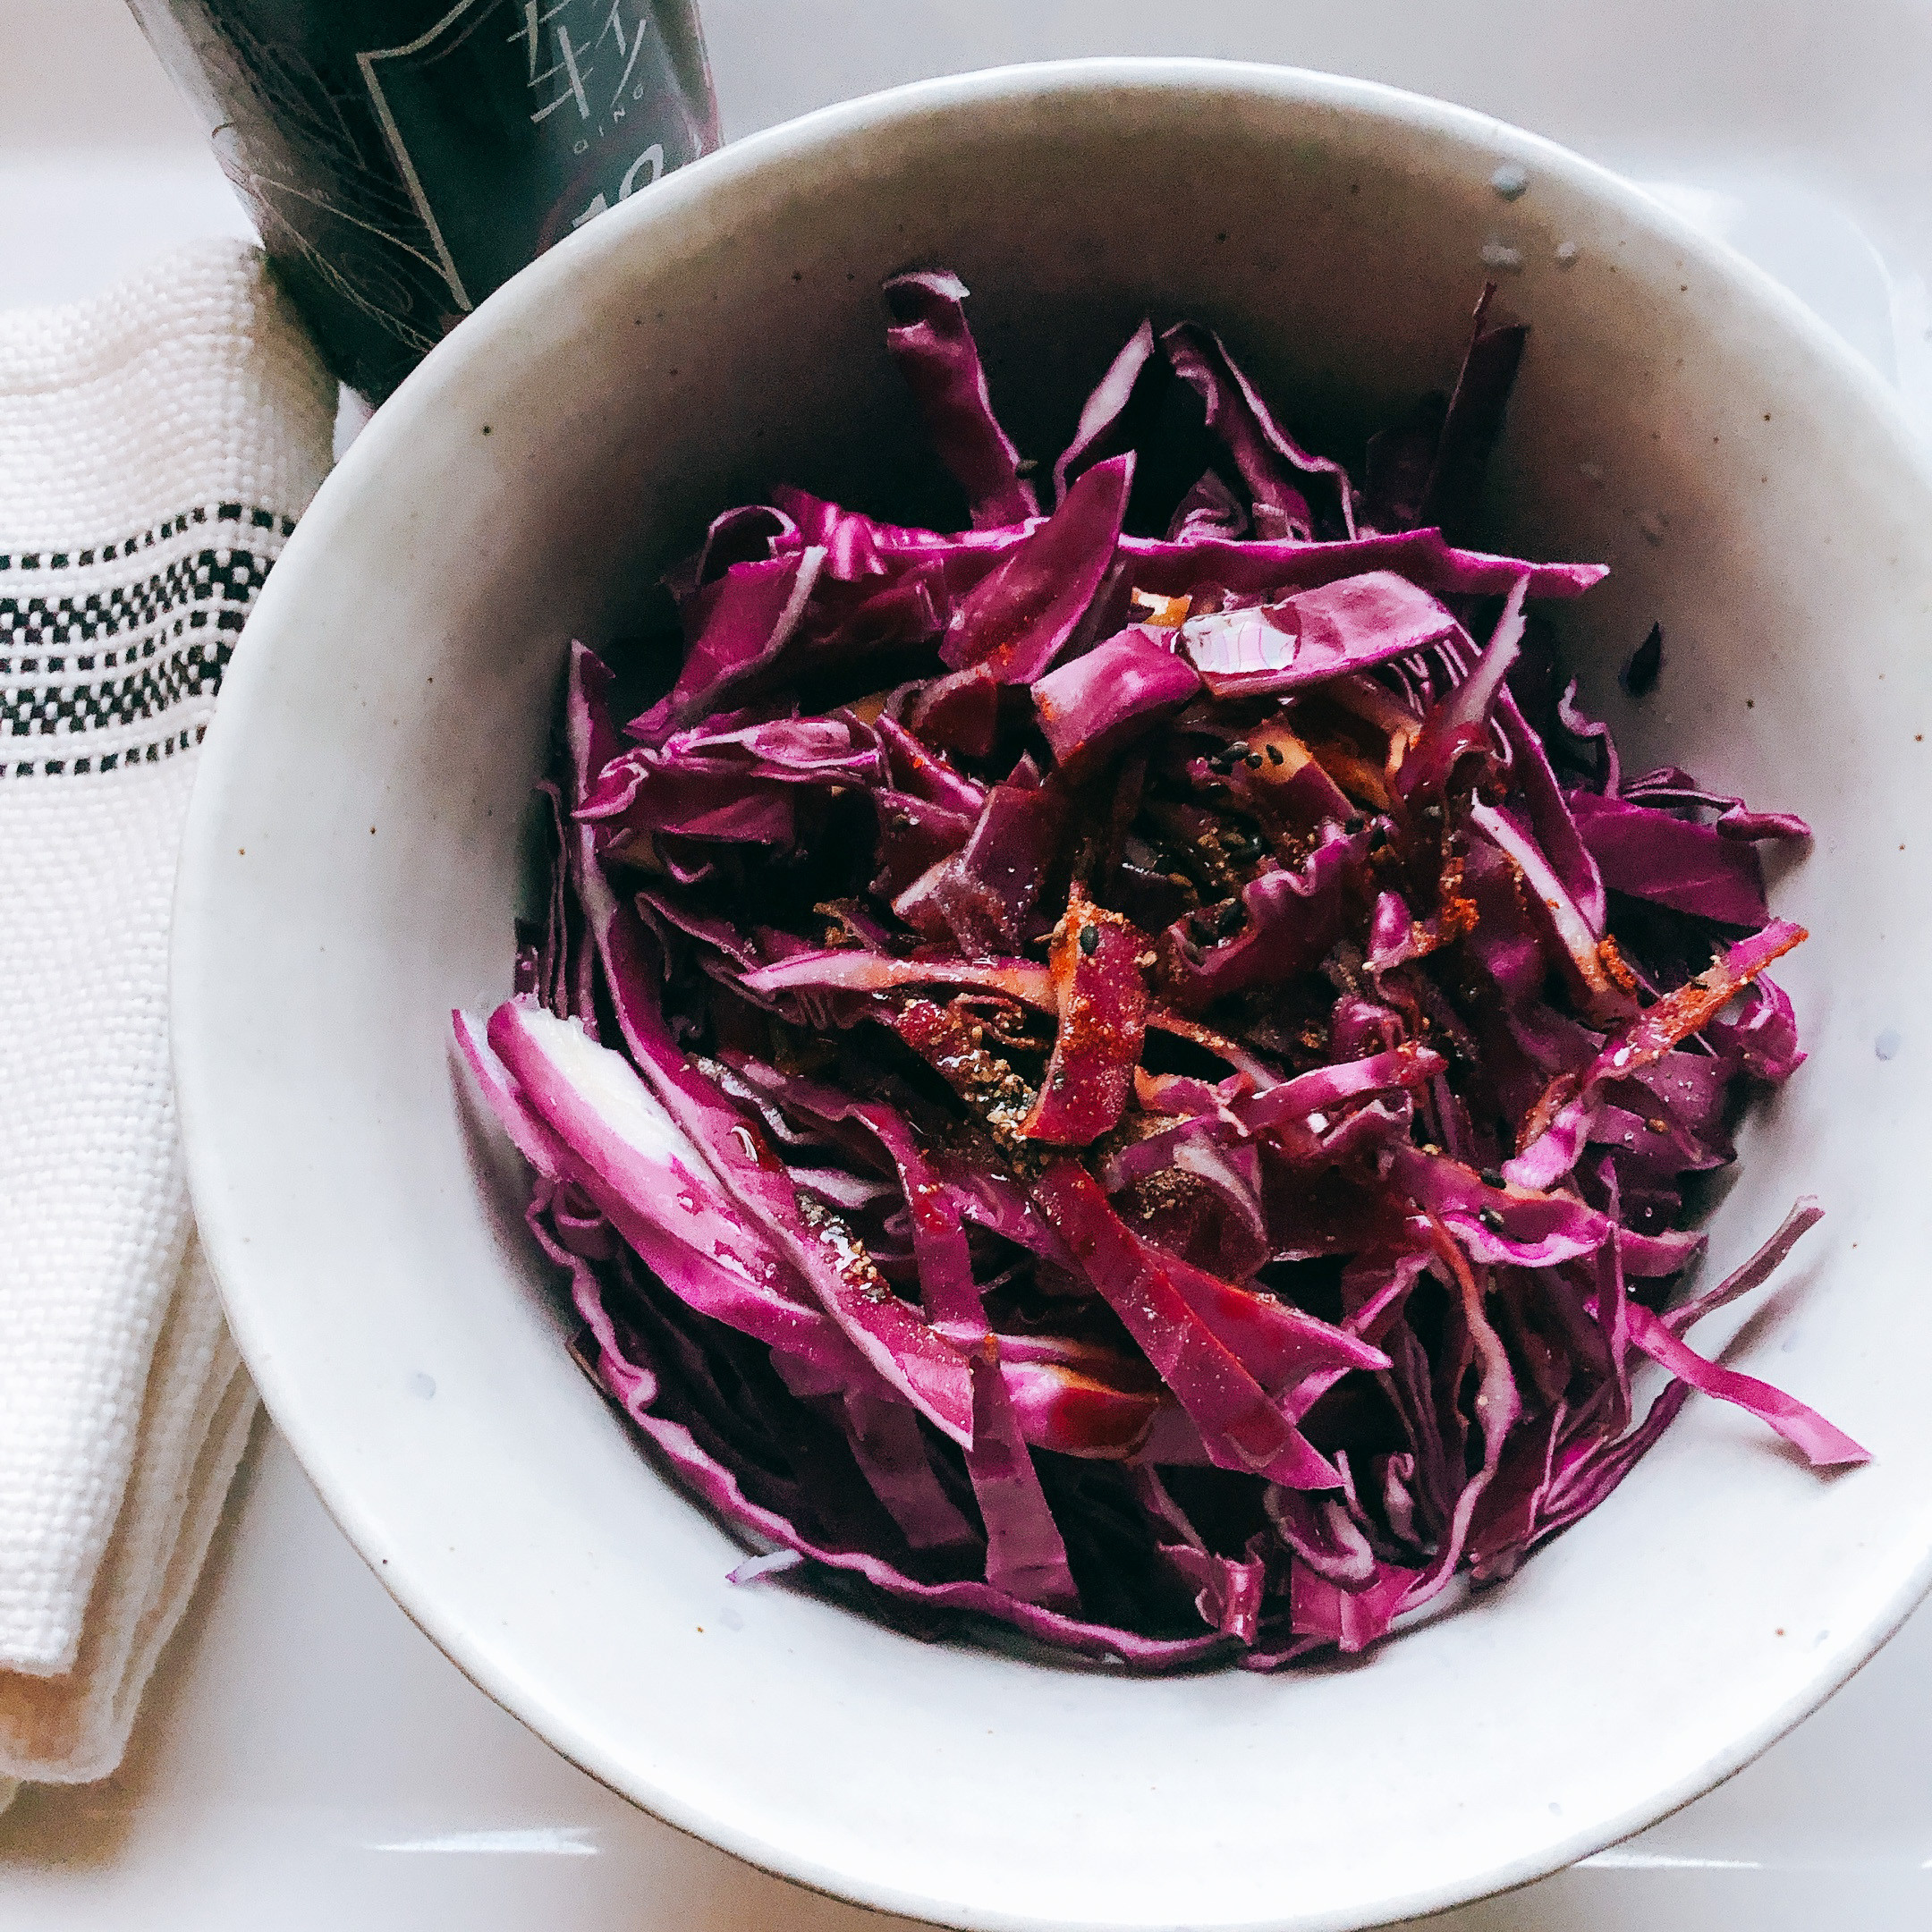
129 1 720 401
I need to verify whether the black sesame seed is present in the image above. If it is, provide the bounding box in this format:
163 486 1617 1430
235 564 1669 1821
1226 741 1250 758
1266 742 1284 766
1344 815 1365 835
1244 752 1264 770
1368 823 1390 851
1479 1166 1504 1189
1078 924 1100 955
1479 1208 1505 1233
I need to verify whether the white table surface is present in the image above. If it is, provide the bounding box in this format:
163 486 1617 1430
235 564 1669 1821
3 2 1929 1926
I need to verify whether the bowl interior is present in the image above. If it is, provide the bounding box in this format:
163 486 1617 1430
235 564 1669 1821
173 61 1932 1932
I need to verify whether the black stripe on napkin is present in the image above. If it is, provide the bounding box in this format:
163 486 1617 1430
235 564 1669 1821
1 503 292 777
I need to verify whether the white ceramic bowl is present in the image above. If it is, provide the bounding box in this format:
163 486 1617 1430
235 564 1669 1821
173 60 1932 1932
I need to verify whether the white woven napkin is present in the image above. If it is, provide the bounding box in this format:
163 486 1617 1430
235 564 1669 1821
0 239 335 1790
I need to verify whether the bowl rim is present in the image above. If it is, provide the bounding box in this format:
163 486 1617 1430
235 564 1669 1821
173 53 1932 1932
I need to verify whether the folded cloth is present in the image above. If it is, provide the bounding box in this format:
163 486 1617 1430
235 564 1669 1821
0 239 335 1789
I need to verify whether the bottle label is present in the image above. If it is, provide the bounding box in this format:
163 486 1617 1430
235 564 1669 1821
357 0 712 314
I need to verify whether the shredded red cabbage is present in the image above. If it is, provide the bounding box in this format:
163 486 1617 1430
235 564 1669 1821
462 276 1862 1668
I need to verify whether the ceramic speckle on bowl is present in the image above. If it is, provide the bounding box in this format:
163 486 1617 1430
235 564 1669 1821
172 60 1932 1932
